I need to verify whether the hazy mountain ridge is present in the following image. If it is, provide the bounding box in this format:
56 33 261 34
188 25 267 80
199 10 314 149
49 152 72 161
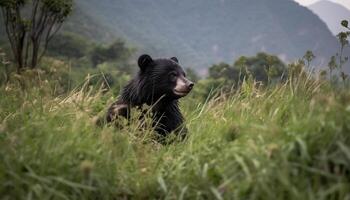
0 0 343 72
75 0 339 72
309 0 350 35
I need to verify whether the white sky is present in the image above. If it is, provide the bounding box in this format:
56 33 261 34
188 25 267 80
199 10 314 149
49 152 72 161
294 0 350 9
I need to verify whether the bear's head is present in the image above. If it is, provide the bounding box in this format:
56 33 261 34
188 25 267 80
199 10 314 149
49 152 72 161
137 54 194 100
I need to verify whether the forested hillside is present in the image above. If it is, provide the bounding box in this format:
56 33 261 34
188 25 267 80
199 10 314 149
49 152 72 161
0 0 343 72
61 6 116 43
76 0 339 72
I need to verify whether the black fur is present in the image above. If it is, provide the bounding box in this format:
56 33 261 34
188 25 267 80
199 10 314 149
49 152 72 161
106 54 194 137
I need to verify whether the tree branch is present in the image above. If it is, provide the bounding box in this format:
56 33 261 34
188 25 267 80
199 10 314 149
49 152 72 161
31 0 40 28
2 8 18 66
33 4 47 39
39 18 63 62
15 4 26 69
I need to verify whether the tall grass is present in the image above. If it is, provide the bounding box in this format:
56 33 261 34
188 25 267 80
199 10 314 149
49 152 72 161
0 69 349 199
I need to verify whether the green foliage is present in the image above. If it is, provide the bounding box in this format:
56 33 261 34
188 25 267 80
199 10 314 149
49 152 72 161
42 0 73 19
9 58 74 94
326 19 350 85
235 53 286 84
0 0 74 70
341 20 348 28
91 39 133 67
0 0 26 8
190 78 227 101
208 53 287 86
95 61 132 93
47 32 92 59
337 32 350 48
302 50 315 68
185 68 200 83
0 24 134 90
209 62 240 81
0 67 350 199
328 56 337 80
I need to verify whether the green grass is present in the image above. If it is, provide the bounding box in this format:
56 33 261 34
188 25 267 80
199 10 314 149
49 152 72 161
0 72 350 199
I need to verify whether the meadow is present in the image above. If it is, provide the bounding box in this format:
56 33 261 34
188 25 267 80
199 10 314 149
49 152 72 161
0 64 349 199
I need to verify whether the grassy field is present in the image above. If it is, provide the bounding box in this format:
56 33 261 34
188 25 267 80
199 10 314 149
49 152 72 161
0 70 350 199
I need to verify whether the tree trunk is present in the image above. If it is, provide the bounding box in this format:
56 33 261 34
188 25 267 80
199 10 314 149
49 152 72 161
31 40 39 69
17 29 26 71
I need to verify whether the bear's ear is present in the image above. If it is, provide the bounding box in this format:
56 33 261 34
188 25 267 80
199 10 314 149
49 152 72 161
138 54 153 71
170 57 179 63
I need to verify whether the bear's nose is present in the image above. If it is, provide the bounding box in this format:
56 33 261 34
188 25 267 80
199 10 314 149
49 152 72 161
188 82 194 90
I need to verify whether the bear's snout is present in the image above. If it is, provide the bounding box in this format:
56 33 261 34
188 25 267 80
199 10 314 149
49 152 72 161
174 76 194 97
187 81 194 90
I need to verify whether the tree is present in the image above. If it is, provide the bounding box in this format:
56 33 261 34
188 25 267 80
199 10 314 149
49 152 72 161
208 53 287 85
332 19 350 84
328 56 337 80
209 62 239 82
0 0 73 72
234 53 286 84
302 50 315 68
47 32 90 58
90 39 132 67
336 31 349 70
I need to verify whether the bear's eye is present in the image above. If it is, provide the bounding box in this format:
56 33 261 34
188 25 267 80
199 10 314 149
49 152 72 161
169 72 177 81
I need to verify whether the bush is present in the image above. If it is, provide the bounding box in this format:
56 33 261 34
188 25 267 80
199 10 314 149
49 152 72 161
91 39 133 67
208 52 287 86
47 33 93 59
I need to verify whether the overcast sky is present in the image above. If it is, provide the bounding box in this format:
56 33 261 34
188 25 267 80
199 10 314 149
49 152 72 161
294 0 350 9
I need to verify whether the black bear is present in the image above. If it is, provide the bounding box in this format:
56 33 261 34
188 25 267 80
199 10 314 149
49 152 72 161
106 54 194 137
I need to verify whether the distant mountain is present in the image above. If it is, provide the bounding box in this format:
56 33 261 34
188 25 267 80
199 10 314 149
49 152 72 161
309 0 350 35
75 0 339 72
0 0 343 73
